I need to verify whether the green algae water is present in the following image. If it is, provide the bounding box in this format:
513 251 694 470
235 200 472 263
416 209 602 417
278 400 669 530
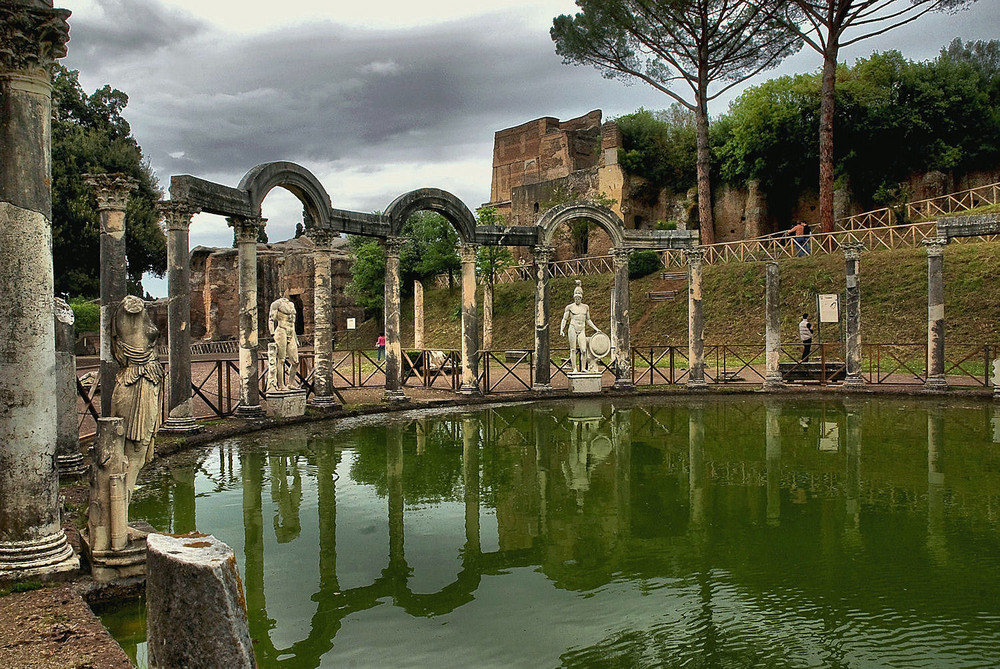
99 396 1000 668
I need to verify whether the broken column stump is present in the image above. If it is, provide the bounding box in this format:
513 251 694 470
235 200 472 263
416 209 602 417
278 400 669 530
146 533 254 669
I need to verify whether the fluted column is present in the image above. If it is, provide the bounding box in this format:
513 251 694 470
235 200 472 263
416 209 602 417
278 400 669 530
459 242 480 395
764 261 784 388
54 297 84 476
924 238 947 391
229 216 266 418
308 228 339 408
843 243 864 388
532 245 554 392
85 172 137 416
685 248 707 389
382 237 406 402
610 247 633 390
159 200 201 432
0 0 78 578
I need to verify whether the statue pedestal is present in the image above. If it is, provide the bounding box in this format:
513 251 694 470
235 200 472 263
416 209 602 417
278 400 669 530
265 389 307 418
567 371 602 394
81 522 152 582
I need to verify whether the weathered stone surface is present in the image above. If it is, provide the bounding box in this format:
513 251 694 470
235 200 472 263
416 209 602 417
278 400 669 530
764 262 783 388
146 533 254 669
55 297 84 475
686 248 707 388
459 243 480 394
265 389 307 418
937 213 1000 239
843 243 864 387
568 371 602 394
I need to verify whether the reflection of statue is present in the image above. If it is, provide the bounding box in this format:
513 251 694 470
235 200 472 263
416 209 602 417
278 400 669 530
110 295 164 506
560 281 603 373
268 297 299 390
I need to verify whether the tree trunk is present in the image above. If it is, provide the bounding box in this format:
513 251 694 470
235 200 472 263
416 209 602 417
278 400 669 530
819 45 839 235
695 81 715 246
483 278 493 351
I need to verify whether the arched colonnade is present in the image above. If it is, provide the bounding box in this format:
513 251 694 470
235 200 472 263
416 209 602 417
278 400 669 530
164 161 696 415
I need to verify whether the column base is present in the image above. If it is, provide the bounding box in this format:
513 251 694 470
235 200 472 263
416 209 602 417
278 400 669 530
234 404 266 419
459 384 482 396
532 383 553 393
381 389 410 403
0 531 79 581
159 416 203 434
686 379 709 390
80 525 149 583
307 395 341 410
57 452 88 478
763 374 785 390
611 379 635 392
843 375 866 389
923 376 949 392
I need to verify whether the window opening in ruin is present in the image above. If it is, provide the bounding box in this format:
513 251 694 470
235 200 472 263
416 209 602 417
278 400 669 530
533 202 539 214
289 294 305 335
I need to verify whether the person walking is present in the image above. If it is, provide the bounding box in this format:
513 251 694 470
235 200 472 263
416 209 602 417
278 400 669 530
376 333 386 361
791 221 809 257
799 313 813 362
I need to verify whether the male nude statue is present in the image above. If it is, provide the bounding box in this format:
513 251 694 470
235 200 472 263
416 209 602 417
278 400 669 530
560 280 603 373
269 297 300 390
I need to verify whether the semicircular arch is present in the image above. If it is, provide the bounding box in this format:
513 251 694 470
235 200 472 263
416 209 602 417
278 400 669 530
238 161 332 227
384 188 477 243
537 202 625 248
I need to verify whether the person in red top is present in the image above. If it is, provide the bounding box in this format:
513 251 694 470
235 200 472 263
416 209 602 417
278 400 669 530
376 334 386 361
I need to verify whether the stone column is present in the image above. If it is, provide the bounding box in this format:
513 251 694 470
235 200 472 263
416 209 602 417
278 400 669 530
924 238 948 391
843 242 864 388
85 173 137 416
0 0 78 579
382 237 406 402
610 247 633 390
308 228 339 408
459 242 480 395
532 245 554 392
413 280 424 349
54 297 84 476
159 200 201 432
685 248 707 389
764 261 784 388
228 216 266 418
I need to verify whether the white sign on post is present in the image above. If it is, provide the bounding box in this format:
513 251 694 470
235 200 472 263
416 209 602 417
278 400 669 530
818 294 840 323
346 318 357 330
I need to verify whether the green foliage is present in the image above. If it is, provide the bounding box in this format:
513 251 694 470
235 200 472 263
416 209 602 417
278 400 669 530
51 66 165 297
475 207 515 284
617 106 697 196
69 298 99 332
628 250 662 279
655 220 678 230
345 236 386 314
399 211 461 289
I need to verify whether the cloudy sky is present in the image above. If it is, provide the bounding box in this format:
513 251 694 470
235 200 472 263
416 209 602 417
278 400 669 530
60 0 1000 296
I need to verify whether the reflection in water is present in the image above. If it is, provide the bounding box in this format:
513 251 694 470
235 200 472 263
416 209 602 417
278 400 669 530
113 397 1000 668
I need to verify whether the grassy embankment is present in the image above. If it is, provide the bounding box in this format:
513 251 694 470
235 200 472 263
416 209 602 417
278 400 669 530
398 241 1000 355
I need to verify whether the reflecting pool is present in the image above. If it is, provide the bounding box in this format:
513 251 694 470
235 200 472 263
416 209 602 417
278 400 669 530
99 397 1000 668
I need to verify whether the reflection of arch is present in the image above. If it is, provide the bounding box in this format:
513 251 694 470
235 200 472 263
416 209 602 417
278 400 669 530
238 161 333 228
537 201 626 248
384 188 477 242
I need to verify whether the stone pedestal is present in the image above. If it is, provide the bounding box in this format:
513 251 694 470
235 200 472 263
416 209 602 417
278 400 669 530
265 389 307 418
567 371 602 394
146 533 255 669
81 524 151 582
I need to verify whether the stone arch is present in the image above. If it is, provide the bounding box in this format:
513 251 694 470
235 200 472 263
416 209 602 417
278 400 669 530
238 161 333 229
384 188 477 243
537 201 626 249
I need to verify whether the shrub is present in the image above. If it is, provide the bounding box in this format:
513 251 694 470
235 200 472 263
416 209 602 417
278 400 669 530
628 250 663 279
69 298 99 332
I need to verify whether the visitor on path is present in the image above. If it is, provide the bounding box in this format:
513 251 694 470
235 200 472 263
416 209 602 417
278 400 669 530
791 221 810 257
799 313 813 362
376 334 386 361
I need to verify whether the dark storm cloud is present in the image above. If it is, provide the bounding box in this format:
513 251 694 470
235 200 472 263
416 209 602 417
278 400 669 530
66 0 208 58
61 2 666 184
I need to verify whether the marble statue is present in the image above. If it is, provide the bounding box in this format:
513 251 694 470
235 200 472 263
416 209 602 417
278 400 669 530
560 280 604 373
268 297 300 391
110 295 164 505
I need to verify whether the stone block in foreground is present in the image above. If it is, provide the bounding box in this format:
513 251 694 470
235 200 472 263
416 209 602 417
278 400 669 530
146 533 255 668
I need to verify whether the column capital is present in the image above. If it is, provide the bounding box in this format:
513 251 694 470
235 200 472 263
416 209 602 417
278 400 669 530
684 247 705 266
458 242 479 263
307 227 337 249
610 246 632 268
532 245 555 262
157 200 200 232
83 173 138 212
227 216 266 244
383 236 405 257
842 241 865 261
922 237 947 257
0 3 70 72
